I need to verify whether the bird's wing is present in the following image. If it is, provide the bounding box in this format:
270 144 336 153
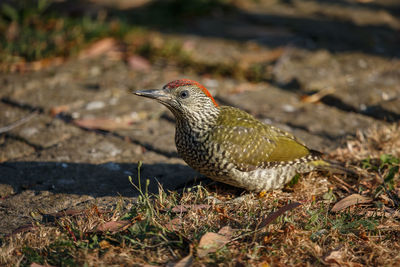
212 107 311 172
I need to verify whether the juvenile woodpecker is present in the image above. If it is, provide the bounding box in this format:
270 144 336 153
133 79 335 192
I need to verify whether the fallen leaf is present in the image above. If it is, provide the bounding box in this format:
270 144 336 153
229 83 261 94
8 224 36 237
50 105 70 116
79 38 118 59
197 226 232 258
96 220 131 233
167 254 193 267
42 209 84 223
30 57 64 71
331 194 372 212
165 217 183 231
217 225 233 238
258 262 270 267
30 263 56 267
128 55 151 72
259 202 301 228
197 232 230 258
323 249 363 267
99 240 112 249
238 47 285 68
324 250 343 265
171 204 210 213
8 57 64 73
73 117 135 131
300 87 335 104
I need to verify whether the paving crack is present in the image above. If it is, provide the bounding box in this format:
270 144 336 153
1 97 44 113
56 113 180 159
4 133 44 151
319 95 400 123
269 79 400 123
1 98 179 159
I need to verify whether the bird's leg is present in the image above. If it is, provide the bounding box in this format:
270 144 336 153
174 175 215 192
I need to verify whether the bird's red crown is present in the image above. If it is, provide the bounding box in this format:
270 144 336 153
164 79 218 107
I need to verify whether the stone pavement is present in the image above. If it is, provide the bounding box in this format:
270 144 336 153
1 0 400 235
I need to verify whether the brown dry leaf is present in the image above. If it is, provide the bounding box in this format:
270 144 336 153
217 225 233 238
300 87 336 103
231 42 286 70
96 220 131 233
324 249 363 267
128 55 151 72
46 209 85 220
30 263 56 267
197 232 230 258
99 240 112 249
197 226 232 258
240 47 285 67
171 204 210 213
167 254 193 267
324 250 344 265
331 194 372 212
73 117 135 131
229 83 261 94
79 38 118 59
50 105 70 116
7 224 36 237
30 57 64 71
165 217 183 231
259 202 301 228
7 57 64 73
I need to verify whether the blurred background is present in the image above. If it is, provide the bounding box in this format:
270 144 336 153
0 0 400 233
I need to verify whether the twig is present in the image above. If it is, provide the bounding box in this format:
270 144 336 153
330 175 353 193
229 202 302 243
0 111 38 134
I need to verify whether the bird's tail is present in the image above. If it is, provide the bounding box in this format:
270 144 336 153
308 150 358 176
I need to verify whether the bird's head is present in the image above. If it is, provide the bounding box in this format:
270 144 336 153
133 79 219 120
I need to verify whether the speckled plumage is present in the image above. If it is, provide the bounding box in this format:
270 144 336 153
133 79 330 192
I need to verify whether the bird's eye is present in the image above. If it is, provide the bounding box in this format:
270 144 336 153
179 90 189 99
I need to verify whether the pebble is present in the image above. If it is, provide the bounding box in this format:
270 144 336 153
86 101 105 110
282 104 296 113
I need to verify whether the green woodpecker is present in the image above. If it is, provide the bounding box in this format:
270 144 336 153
133 79 338 192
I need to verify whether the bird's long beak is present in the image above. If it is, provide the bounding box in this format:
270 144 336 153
132 89 171 102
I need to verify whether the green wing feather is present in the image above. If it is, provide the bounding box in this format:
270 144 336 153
212 106 311 171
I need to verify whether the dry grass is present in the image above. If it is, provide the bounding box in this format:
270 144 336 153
1 124 400 266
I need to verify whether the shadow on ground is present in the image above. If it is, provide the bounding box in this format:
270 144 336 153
53 0 400 58
0 161 198 197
